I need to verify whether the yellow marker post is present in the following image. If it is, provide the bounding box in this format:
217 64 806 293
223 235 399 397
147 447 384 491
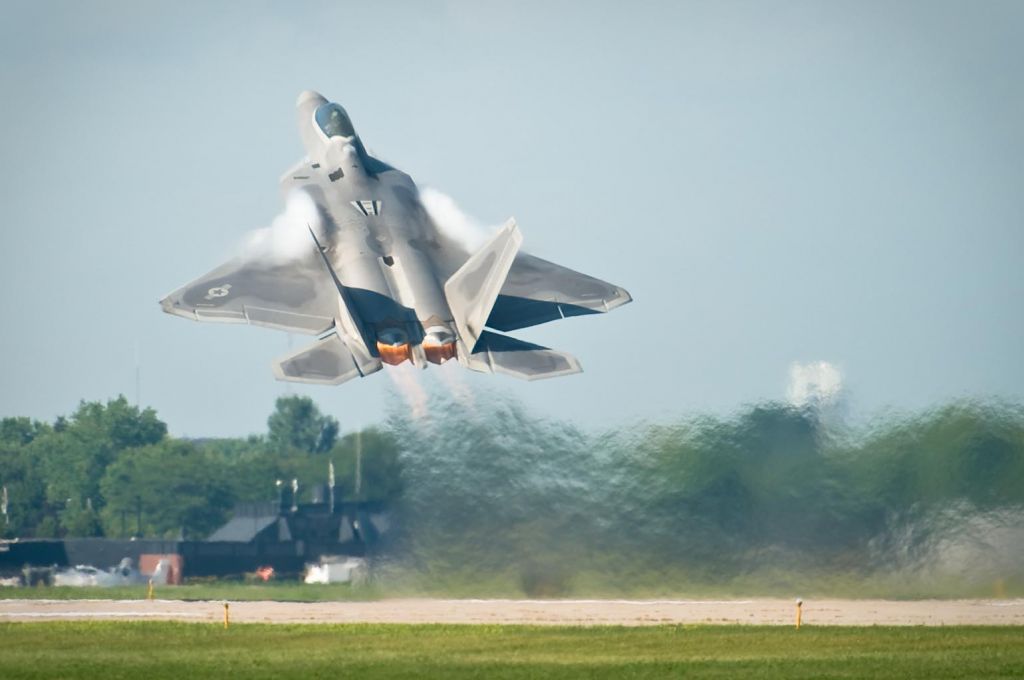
147 579 154 601
223 602 230 629
795 599 803 629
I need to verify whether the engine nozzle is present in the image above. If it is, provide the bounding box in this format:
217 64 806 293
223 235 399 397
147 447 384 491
422 325 457 364
376 329 411 366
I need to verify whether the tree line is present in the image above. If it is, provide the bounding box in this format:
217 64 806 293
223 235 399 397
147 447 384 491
2 391 1022 594
0 395 400 539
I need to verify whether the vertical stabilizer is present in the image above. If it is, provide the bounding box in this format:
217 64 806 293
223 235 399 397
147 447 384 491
444 219 522 355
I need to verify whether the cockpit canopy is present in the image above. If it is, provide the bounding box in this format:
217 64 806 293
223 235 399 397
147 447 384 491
314 103 356 139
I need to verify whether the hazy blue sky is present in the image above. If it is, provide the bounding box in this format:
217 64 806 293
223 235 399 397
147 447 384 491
1 0 1021 436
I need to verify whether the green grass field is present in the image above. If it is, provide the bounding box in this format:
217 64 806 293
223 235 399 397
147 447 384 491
0 623 1021 679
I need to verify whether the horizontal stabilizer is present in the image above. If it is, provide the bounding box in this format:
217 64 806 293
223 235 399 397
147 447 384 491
273 332 381 385
445 219 522 353
488 253 633 332
469 330 581 381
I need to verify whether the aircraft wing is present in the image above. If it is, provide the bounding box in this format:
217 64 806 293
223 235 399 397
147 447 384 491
486 253 632 332
159 252 338 335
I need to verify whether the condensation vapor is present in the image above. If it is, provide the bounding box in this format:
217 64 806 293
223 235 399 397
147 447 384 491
240 189 322 264
418 187 495 252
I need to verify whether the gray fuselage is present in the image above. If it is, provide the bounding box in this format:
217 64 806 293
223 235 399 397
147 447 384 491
295 91 456 366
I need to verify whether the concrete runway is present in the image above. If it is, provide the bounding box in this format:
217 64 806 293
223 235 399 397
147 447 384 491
1 598 1023 625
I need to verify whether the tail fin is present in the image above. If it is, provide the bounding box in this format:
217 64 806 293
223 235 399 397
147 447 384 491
468 330 582 381
273 332 381 385
445 219 522 353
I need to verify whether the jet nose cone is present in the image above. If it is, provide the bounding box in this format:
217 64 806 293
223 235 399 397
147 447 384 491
296 90 327 108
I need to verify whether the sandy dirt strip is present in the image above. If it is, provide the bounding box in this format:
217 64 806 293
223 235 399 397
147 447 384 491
1 598 1022 626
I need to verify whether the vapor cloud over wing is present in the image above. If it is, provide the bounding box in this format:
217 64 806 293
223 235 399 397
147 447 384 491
418 187 496 252
239 189 322 264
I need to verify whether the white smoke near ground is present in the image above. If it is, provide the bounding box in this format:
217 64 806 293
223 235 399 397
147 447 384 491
418 186 495 252
240 189 322 264
787 360 843 407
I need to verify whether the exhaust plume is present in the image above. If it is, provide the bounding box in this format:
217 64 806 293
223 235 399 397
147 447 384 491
386 363 430 421
434 360 477 414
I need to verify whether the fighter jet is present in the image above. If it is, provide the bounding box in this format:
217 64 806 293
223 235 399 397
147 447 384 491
160 91 631 384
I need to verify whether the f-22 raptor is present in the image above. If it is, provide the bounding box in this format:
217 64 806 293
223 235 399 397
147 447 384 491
160 91 631 385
